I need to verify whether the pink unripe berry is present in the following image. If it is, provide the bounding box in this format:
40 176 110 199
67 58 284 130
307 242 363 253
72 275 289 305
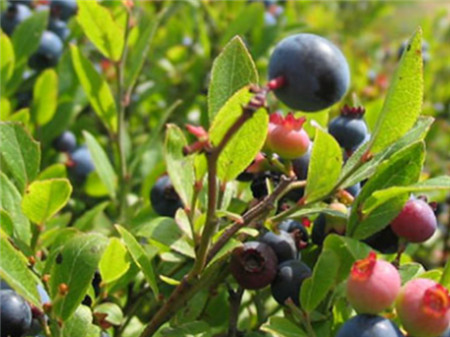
346 251 401 314
265 112 310 159
396 278 450 337
390 199 437 243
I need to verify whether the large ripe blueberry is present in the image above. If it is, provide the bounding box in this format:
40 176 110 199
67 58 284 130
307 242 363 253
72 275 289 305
1 3 31 36
271 260 311 306
335 314 404 337
268 33 350 112
50 0 78 21
150 175 183 217
28 31 63 71
53 131 77 153
0 289 33 337
70 146 95 179
260 230 297 262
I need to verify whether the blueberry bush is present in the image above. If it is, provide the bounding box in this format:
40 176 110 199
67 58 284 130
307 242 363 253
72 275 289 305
1 1 450 337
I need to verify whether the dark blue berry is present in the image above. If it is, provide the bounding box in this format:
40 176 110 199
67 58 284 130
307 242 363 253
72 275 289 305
53 131 76 153
279 219 309 249
329 110 368 151
230 241 278 290
336 314 404 337
363 225 399 254
0 3 31 36
311 209 347 246
0 289 32 337
260 230 297 263
311 214 327 245
9 0 34 7
50 0 77 21
150 175 183 217
250 171 281 200
48 18 70 41
70 146 95 178
28 31 63 71
271 260 311 306
268 33 350 112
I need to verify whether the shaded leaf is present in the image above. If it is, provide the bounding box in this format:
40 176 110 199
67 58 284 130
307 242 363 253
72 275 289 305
83 131 117 199
261 316 307 337
61 305 101 337
50 233 108 320
208 37 258 122
70 45 118 133
0 122 40 193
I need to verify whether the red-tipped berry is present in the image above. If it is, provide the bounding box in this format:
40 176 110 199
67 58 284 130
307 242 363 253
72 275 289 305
396 278 450 337
265 113 310 159
347 252 401 314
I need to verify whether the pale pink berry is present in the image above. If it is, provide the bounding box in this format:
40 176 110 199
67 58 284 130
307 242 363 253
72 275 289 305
347 251 401 314
265 112 310 159
396 278 450 337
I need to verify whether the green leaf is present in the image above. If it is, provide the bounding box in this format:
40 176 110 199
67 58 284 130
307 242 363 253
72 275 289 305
76 1 124 61
348 142 425 239
208 36 258 122
305 128 342 202
209 86 268 182
0 237 41 308
370 28 423 154
301 249 339 312
94 302 123 326
341 116 433 188
83 131 117 199
441 259 450 290
220 4 265 45
164 124 195 206
0 32 14 91
70 45 118 133
399 263 425 285
363 176 450 214
0 122 40 193
37 163 67 180
22 179 72 225
84 172 110 198
261 316 307 337
116 225 159 296
323 235 371 283
7 108 30 125
11 10 48 67
0 172 31 244
125 13 159 90
62 305 101 337
136 217 195 258
73 201 109 231
0 210 14 237
50 233 108 320
161 321 210 337
31 69 58 126
99 238 130 284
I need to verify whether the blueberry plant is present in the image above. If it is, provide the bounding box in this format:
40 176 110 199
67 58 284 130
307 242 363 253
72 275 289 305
1 1 450 337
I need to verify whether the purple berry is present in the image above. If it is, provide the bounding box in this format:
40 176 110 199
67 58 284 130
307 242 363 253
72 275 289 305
328 106 368 151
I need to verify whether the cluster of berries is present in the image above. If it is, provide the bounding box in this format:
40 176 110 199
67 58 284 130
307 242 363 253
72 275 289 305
230 219 311 306
53 130 95 179
1 0 77 71
338 252 450 337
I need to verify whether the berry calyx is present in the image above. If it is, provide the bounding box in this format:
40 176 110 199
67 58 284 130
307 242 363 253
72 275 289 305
265 112 310 159
396 278 450 337
230 241 278 290
347 252 401 314
390 199 437 243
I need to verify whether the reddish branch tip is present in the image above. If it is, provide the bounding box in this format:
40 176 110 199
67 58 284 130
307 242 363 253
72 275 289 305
422 284 450 318
341 105 366 118
351 251 377 281
267 76 287 91
185 124 208 140
269 112 306 131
